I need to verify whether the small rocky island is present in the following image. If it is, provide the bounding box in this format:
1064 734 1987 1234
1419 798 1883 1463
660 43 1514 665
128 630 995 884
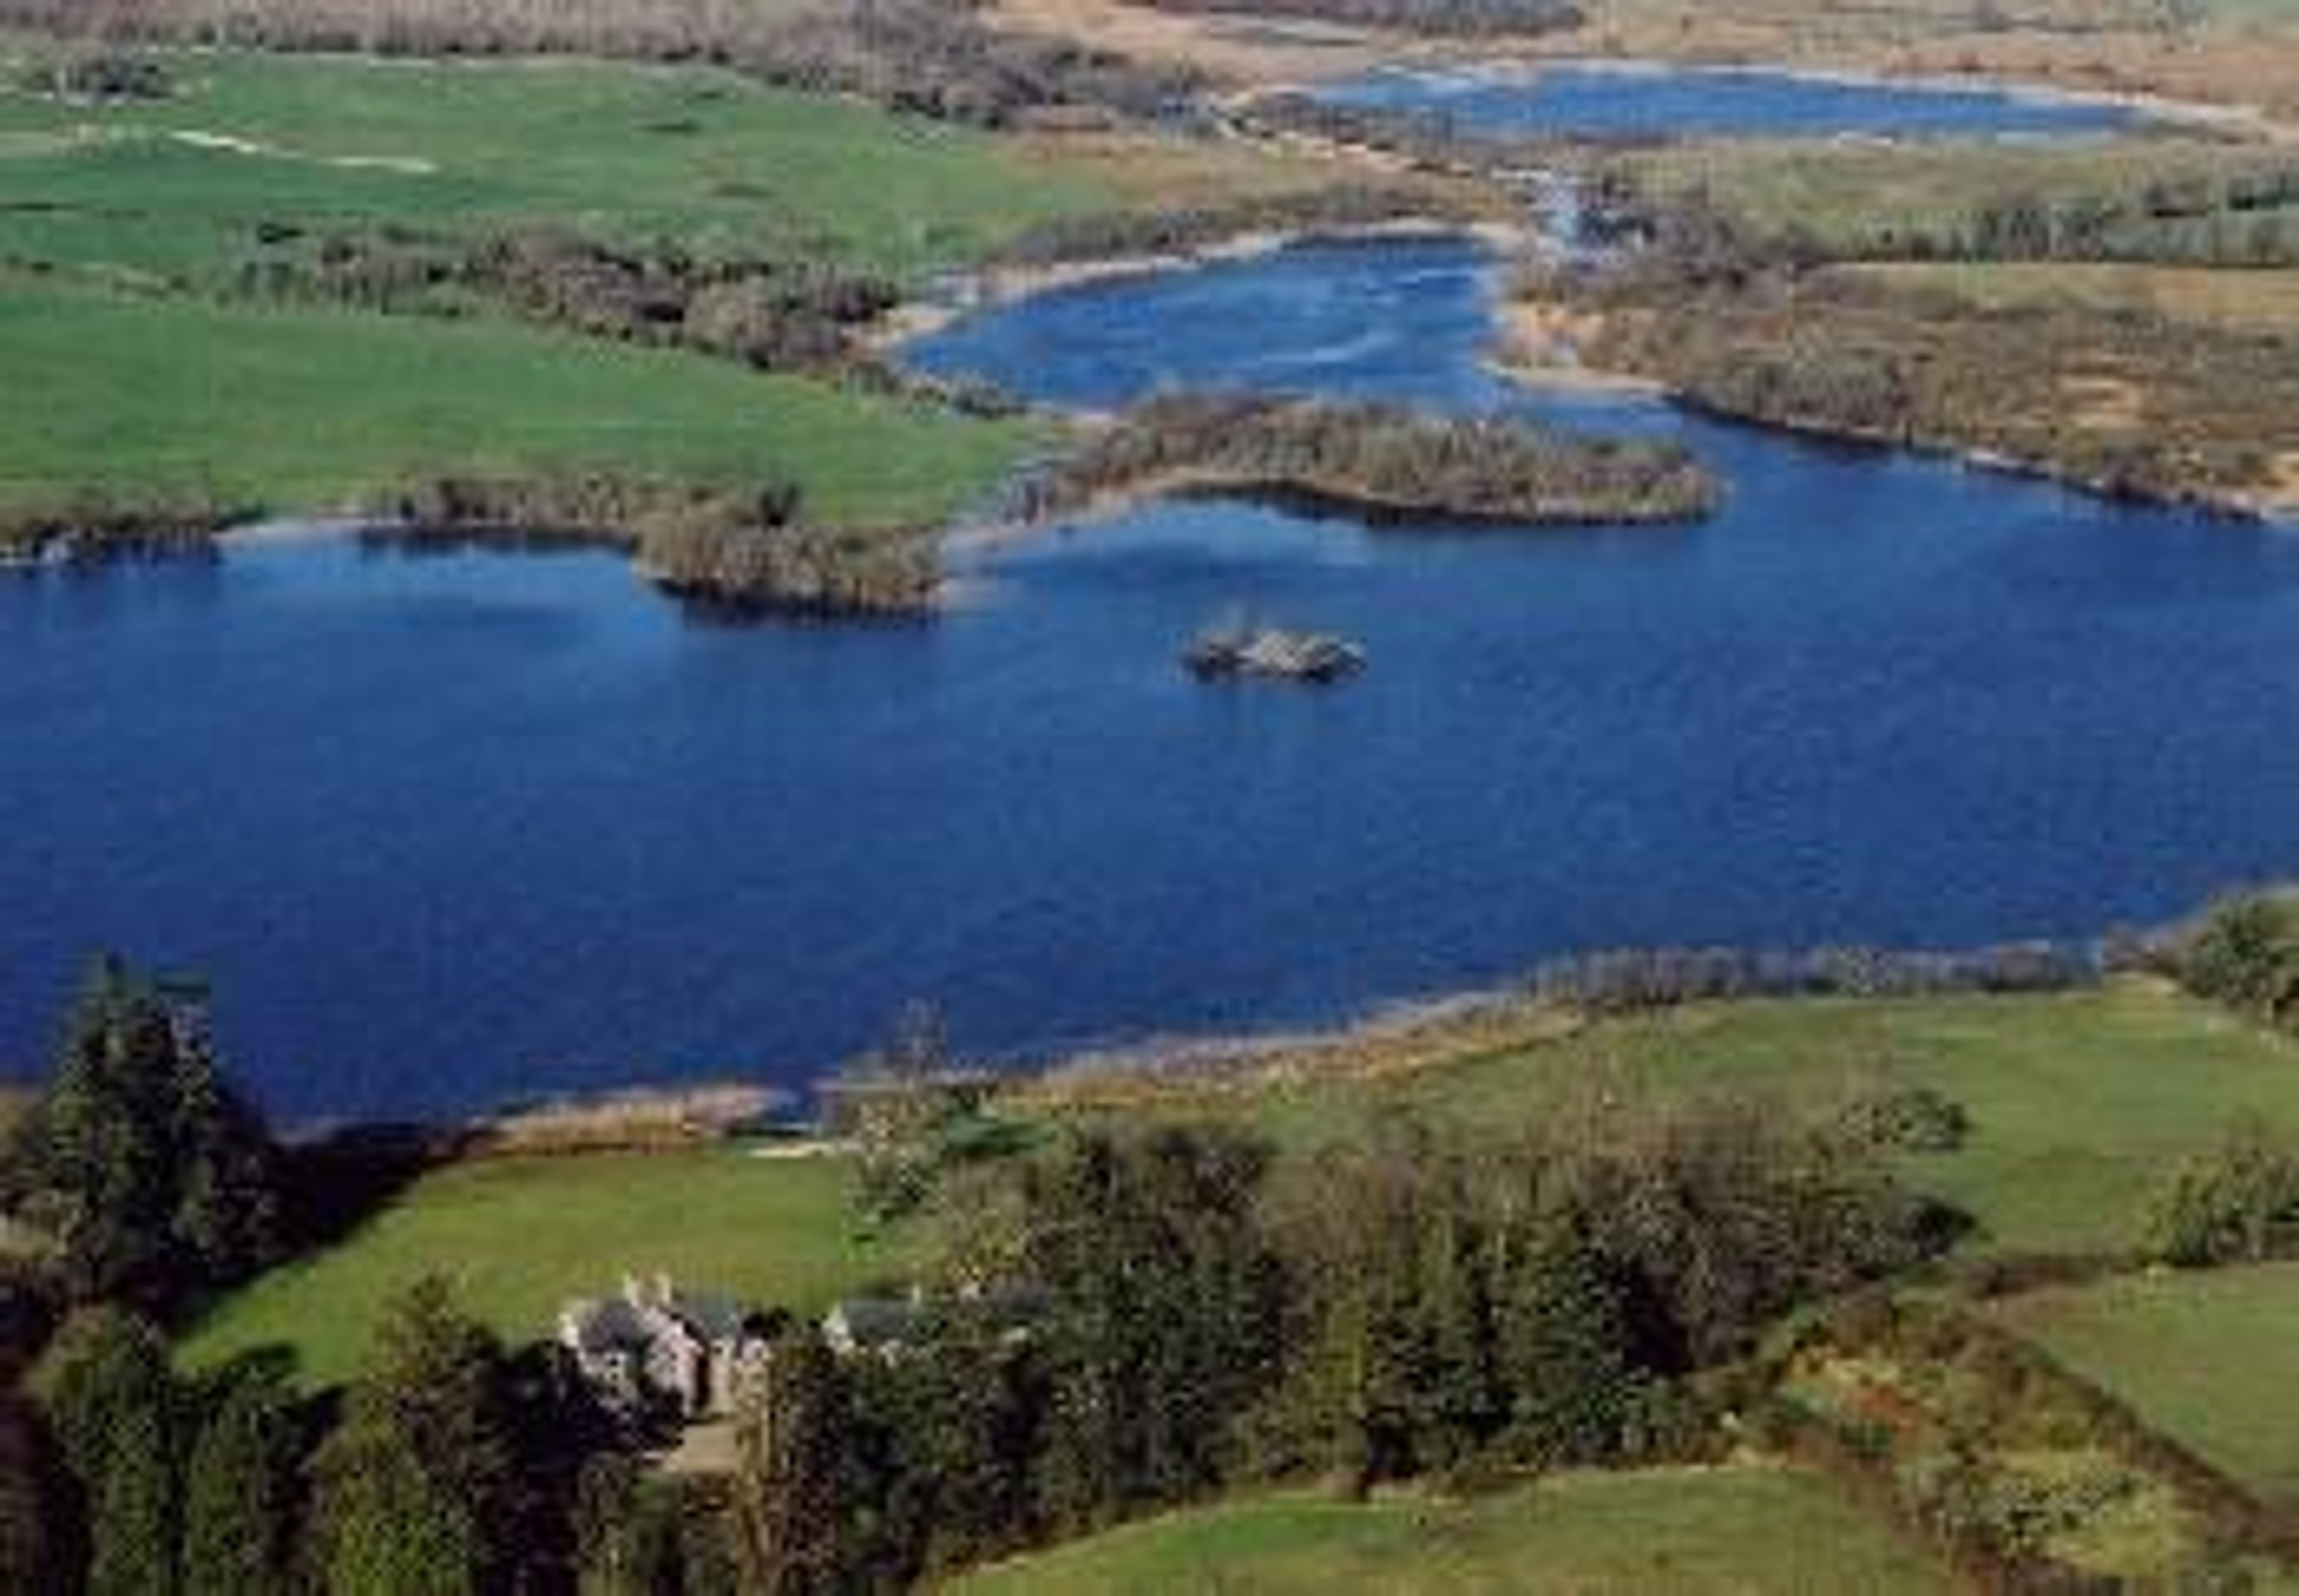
1184 620 1367 683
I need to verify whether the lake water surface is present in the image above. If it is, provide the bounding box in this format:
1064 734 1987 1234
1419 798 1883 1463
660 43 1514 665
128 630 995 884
5 219 2294 1121
1309 62 2143 139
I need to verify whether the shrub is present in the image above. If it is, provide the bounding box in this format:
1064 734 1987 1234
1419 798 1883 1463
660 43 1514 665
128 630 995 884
2177 890 2299 1031
1839 1086 1971 1154
2140 1119 2299 1267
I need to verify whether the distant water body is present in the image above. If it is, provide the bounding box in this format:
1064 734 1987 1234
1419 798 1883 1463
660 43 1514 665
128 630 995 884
1309 63 2143 139
2 117 2287 1122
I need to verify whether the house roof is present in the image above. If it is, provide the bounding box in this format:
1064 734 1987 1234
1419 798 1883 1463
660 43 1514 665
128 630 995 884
827 1295 923 1349
564 1297 651 1355
666 1288 751 1343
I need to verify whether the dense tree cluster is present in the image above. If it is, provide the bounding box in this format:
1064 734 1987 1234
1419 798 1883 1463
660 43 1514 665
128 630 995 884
2 958 284 1309
1026 392 1718 527
712 1110 1955 1591
239 229 900 377
744 0 1205 129
376 476 942 618
2170 888 2299 1032
29 1276 618 1596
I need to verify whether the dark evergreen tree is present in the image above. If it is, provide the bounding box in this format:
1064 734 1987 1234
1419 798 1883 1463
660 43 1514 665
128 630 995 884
729 1327 851 1596
576 1454 689 1596
182 1355 304 1596
311 1277 514 1596
1496 1210 1636 1467
0 1390 78 1596
1414 1164 1503 1471
1020 1127 1281 1526
46 1307 181 1596
8 958 282 1306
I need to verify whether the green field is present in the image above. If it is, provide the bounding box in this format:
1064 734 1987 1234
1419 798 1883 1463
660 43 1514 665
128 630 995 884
0 47 1111 524
1107 985 2299 1257
951 1467 1953 1595
0 50 1103 284
1991 1264 2299 1506
0 275 1035 523
181 1147 922 1388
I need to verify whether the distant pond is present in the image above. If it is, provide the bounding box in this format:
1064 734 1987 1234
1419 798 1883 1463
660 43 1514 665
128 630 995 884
1307 62 2145 139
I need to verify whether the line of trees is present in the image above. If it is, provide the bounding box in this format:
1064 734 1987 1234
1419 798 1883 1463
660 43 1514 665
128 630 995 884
707 1107 1960 1591
1022 392 1719 527
238 227 901 378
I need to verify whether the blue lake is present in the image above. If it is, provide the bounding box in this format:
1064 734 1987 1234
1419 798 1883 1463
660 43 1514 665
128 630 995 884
1310 63 2142 139
6 235 2296 1120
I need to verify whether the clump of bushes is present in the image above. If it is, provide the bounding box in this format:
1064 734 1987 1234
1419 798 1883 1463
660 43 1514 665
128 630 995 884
2173 888 2299 1032
17 50 171 101
1767 1294 2274 1589
376 474 941 617
241 226 900 375
0 494 237 566
1025 392 1718 527
2142 1118 2299 1267
1837 1085 1970 1154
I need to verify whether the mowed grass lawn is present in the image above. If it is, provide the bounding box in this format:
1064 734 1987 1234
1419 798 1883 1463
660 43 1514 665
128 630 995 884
0 276 1036 523
181 1148 923 1388
1163 985 2299 1257
0 49 1108 283
1991 1263 2299 1507
951 1466 1953 1595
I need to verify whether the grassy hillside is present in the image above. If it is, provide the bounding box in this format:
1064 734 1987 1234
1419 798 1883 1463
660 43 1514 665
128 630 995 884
952 1467 1954 1595
0 275 1035 524
1038 985 2299 1257
0 48 1105 284
181 1147 922 1388
1991 1264 2299 1507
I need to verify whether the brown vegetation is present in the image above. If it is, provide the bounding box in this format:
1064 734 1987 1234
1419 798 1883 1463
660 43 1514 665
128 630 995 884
375 474 944 616
1023 392 1718 526
0 495 238 565
1136 0 1581 38
1537 254 2299 516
